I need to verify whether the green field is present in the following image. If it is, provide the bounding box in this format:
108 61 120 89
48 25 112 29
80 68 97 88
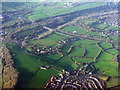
67 40 100 63
61 26 88 34
70 47 84 57
80 44 100 58
61 25 101 36
78 19 97 24
99 42 113 49
71 40 100 58
91 23 107 29
96 52 114 61
93 61 119 76
72 40 97 46
106 49 118 55
30 33 70 47
7 44 59 88
46 54 62 60
7 43 78 87
55 57 78 71
3 2 119 88
28 2 103 20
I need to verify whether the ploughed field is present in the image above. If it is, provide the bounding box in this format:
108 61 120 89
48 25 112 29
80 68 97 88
2 2 119 89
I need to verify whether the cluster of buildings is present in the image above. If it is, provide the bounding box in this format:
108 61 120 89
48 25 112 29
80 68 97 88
44 66 105 90
30 38 77 55
35 46 59 55
101 29 118 37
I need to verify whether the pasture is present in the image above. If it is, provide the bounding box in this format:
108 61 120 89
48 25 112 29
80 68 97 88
93 61 119 76
28 2 103 20
30 33 70 46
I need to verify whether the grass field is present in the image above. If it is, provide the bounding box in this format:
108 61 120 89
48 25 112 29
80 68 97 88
46 54 62 60
61 26 88 34
16 29 34 37
56 56 78 71
7 43 78 87
61 44 71 55
99 42 113 49
3 1 119 88
28 2 103 20
14 53 59 88
7 43 59 88
93 61 119 76
72 40 97 46
78 19 97 24
68 40 100 62
92 23 107 29
30 33 70 46
106 49 118 55
61 25 101 36
80 44 100 58
79 40 97 44
70 47 84 57
70 40 100 58
96 52 114 61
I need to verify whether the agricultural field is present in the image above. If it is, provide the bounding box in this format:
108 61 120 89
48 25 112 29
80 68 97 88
61 25 101 36
106 49 118 55
30 33 70 47
7 43 59 88
2 2 119 89
99 42 113 49
91 23 108 30
55 56 78 71
93 61 119 76
27 2 104 20
70 40 100 58
96 52 114 61
77 19 97 24
80 44 100 58
61 26 88 34
70 47 85 57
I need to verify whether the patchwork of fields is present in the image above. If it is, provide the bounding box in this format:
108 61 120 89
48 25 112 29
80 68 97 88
2 2 119 89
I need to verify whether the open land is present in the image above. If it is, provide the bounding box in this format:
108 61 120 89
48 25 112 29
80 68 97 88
1 2 119 89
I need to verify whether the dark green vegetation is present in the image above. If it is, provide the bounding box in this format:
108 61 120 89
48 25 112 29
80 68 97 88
2 2 119 89
7 43 59 88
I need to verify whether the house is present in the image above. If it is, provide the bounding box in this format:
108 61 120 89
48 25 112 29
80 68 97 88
40 66 50 70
